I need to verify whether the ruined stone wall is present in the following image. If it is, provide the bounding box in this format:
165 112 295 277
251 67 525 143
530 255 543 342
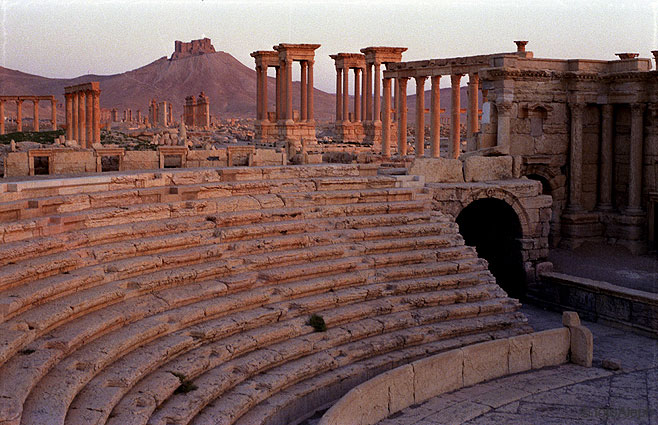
170 38 216 60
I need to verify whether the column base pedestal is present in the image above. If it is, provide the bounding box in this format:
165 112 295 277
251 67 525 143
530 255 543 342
602 211 647 255
559 211 604 250
334 121 365 143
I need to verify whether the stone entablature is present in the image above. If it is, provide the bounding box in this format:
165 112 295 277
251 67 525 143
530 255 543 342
251 43 320 146
0 95 57 134
64 82 101 148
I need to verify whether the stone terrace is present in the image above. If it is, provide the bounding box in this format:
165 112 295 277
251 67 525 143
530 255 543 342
0 164 530 425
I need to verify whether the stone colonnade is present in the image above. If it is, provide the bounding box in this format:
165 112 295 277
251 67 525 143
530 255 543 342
382 65 482 159
330 53 366 141
64 82 101 148
0 95 57 135
252 43 320 144
567 101 646 216
359 47 407 147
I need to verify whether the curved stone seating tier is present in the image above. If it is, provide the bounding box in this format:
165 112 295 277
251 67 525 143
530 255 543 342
0 165 530 425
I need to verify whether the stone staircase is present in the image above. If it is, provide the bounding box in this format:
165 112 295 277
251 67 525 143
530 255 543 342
0 164 530 425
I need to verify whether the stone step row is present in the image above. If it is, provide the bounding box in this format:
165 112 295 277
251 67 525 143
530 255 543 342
0 164 379 203
149 311 525 425
0 206 437 293
0 231 481 368
0 216 454 322
69 270 495 423
0 187 427 244
0 174 401 224
235 319 529 425
22 282 510 425
2 255 494 425
0 198 433 268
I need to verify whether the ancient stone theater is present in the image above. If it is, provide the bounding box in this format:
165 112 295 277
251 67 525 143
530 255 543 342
1 39 656 425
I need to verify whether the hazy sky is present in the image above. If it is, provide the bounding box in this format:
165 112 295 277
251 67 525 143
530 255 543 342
1 0 657 92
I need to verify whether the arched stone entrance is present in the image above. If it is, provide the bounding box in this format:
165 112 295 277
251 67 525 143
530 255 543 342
456 198 526 298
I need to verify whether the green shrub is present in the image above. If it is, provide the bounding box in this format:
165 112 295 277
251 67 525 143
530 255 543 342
308 313 327 332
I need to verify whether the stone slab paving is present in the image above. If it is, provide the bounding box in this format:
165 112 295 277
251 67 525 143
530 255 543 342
377 304 658 425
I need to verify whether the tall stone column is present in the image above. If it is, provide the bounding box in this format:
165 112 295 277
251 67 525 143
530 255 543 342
65 94 73 140
261 67 269 122
467 73 479 137
361 67 366 121
72 93 79 141
78 91 86 146
16 100 23 132
300 61 308 121
0 100 4 135
256 66 263 120
92 90 101 144
627 103 645 214
336 67 343 122
365 64 373 121
415 76 426 157
51 99 57 130
32 100 39 132
598 104 614 210
382 77 392 158
450 74 462 159
397 77 409 156
567 103 585 212
354 68 361 122
285 59 293 123
342 66 350 123
275 66 281 121
373 63 381 123
430 75 441 158
307 61 315 122
496 101 512 152
86 90 93 145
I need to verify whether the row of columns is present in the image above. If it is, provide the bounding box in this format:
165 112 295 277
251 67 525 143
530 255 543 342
381 72 480 159
334 62 387 124
65 88 101 148
0 98 57 135
568 102 645 214
255 60 315 123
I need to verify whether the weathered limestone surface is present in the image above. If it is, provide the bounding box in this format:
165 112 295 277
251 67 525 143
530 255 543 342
409 157 464 183
463 155 513 182
0 164 530 425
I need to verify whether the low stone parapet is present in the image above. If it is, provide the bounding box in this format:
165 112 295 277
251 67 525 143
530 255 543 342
535 272 658 336
319 311 592 425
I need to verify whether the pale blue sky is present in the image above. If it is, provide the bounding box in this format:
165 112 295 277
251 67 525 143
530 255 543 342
1 0 656 92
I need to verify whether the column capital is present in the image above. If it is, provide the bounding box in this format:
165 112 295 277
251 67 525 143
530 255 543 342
414 75 427 83
631 102 646 113
568 102 586 112
496 101 513 113
397 76 410 82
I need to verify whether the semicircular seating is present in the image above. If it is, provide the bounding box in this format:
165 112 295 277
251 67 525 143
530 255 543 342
0 164 530 425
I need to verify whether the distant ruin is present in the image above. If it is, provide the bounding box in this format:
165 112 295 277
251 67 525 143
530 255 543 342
0 95 57 134
170 37 216 60
183 92 211 128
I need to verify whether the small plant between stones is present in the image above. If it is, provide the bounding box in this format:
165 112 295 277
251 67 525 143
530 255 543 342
171 371 198 394
308 313 327 332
